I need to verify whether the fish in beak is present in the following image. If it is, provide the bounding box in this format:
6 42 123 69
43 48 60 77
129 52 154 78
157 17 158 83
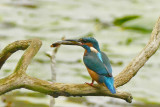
50 39 82 47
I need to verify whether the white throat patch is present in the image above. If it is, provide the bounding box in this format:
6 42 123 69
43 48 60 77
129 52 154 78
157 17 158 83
90 47 103 62
90 47 98 53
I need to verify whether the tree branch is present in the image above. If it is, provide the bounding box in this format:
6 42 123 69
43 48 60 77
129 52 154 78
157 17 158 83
0 39 42 94
0 40 31 69
114 17 160 87
0 17 160 103
22 74 132 102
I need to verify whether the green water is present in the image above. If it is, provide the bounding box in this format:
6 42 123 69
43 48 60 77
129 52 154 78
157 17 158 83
0 0 160 106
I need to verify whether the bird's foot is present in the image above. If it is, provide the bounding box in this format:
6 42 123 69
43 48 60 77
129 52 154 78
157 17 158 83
85 82 94 86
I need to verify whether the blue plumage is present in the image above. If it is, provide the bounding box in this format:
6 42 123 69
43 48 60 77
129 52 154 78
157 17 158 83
81 37 116 94
97 52 103 62
101 52 113 76
83 52 112 77
99 76 116 94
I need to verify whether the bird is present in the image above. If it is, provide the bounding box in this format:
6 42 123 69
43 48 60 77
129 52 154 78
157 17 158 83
51 37 116 94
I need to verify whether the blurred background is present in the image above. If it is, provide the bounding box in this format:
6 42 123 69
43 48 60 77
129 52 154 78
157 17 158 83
0 0 160 107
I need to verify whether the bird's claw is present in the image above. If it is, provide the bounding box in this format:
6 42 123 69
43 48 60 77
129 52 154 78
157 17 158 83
85 82 93 86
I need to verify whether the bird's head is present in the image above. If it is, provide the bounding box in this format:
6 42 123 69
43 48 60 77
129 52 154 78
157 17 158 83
78 37 100 52
51 37 100 52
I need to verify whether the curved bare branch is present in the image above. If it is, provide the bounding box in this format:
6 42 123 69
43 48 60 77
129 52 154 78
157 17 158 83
0 39 42 94
114 17 160 87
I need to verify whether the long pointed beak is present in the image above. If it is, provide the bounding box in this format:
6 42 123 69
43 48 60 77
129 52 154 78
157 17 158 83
50 39 82 47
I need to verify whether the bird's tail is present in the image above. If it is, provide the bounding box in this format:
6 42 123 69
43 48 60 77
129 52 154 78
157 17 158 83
103 76 116 94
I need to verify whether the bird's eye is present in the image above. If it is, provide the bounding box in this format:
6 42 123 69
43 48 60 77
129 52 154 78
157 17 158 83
83 39 87 43
79 38 83 42
79 38 83 41
79 38 88 43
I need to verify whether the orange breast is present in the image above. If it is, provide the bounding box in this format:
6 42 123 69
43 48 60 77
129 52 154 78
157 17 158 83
86 67 100 83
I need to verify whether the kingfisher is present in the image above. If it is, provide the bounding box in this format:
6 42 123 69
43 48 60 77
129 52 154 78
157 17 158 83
51 37 116 94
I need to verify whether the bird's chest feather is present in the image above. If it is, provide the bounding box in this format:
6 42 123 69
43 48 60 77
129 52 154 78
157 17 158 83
86 67 100 83
83 47 103 82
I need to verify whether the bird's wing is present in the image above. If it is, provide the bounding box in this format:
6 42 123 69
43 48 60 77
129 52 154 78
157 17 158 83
83 52 112 77
101 52 112 74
